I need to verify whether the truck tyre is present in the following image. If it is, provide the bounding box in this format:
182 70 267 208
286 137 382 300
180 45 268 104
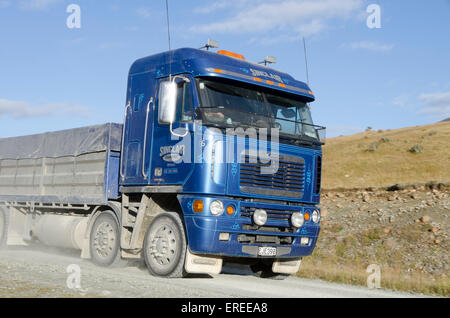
250 260 290 280
143 212 187 278
0 207 8 249
89 211 122 267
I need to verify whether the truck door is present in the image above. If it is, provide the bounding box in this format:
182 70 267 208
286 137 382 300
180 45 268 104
121 72 154 185
150 75 195 185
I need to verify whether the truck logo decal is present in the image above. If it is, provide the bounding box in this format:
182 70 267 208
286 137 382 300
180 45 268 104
249 68 283 83
160 145 185 163
162 153 182 162
305 164 312 185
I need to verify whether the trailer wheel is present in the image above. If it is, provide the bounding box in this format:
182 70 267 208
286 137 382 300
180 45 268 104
0 207 8 248
143 212 187 278
250 260 289 280
89 211 122 267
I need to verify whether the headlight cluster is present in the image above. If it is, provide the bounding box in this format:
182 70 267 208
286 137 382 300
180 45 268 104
206 200 320 228
291 210 320 227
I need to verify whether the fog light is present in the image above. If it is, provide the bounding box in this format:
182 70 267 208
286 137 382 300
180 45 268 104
253 209 267 226
300 237 310 246
291 212 304 228
219 233 230 241
312 210 320 223
210 200 224 216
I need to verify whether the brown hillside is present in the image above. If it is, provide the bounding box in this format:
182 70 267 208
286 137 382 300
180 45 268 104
322 122 450 189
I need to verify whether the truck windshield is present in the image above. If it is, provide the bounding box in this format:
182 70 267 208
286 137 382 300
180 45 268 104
196 78 324 142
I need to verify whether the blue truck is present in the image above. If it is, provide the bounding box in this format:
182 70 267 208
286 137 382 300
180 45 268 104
0 47 325 278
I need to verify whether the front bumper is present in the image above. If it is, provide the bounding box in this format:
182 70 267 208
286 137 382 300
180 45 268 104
178 195 320 259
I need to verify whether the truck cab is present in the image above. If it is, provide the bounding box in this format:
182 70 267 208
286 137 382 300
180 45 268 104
120 47 325 277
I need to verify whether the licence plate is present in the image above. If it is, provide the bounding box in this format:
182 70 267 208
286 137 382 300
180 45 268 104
258 247 277 256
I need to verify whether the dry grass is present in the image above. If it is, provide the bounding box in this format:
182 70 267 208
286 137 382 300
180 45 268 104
299 204 450 297
322 122 450 189
297 258 449 297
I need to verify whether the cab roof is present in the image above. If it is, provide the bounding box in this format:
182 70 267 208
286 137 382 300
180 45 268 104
129 47 315 102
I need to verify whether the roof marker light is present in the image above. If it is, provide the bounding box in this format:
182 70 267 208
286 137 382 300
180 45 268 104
217 50 245 60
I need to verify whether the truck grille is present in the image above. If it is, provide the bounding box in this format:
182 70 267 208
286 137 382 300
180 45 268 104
239 204 297 239
240 205 294 223
239 154 305 198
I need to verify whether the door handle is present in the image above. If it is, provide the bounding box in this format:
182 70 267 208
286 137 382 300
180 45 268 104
142 97 153 178
120 102 131 180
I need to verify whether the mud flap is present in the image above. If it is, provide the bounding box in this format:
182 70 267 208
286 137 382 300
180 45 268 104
184 249 223 275
272 258 302 274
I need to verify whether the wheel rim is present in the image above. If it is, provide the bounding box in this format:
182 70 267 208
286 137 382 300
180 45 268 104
148 223 177 267
93 221 116 258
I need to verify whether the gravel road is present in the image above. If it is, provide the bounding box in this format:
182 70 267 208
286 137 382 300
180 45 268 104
0 246 432 298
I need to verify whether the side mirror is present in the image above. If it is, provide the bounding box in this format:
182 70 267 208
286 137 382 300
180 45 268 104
158 81 177 124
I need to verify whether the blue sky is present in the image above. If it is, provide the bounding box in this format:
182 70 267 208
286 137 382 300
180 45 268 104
0 0 449 138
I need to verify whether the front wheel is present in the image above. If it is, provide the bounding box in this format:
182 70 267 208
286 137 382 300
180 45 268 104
143 212 187 278
89 211 122 267
250 260 290 280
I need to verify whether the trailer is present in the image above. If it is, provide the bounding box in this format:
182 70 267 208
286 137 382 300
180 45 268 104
0 47 325 278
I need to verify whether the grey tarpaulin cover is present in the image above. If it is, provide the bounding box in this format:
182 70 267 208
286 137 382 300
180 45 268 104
0 123 123 160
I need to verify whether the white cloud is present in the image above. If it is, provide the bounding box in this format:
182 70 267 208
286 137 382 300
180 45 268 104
109 4 120 12
342 41 394 52
190 0 364 38
125 26 140 32
61 37 85 47
19 0 62 10
136 7 152 19
194 1 230 14
194 0 262 14
391 95 409 107
0 1 10 9
0 98 91 119
417 92 450 118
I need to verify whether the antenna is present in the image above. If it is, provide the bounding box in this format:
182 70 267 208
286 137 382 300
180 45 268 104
303 37 310 86
165 0 172 80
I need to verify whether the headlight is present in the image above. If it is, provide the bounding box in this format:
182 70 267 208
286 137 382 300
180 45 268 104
291 212 304 228
312 210 320 223
253 209 267 226
210 200 224 216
